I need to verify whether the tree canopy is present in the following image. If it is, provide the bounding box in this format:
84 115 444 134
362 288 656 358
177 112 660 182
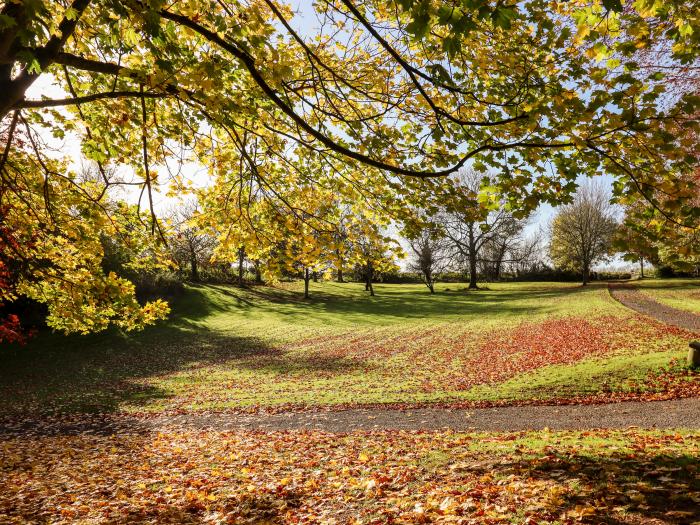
0 0 698 335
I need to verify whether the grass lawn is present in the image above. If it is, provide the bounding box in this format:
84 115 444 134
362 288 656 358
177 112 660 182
1 428 698 523
1 280 696 415
635 278 700 315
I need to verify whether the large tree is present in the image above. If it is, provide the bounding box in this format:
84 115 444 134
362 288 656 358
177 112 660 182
549 182 618 285
0 0 697 334
441 169 523 289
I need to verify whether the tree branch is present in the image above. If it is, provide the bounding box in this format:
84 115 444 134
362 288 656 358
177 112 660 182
16 90 168 108
54 52 124 75
158 8 571 178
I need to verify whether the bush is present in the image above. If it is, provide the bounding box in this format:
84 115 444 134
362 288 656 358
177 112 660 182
655 265 699 278
511 267 631 282
134 271 184 302
376 270 423 284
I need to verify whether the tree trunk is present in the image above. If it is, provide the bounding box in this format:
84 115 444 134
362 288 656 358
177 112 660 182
494 246 505 281
640 258 644 279
366 263 374 296
190 257 199 282
312 271 318 283
254 262 263 284
425 270 435 293
468 252 478 290
304 267 310 299
582 262 589 285
238 248 245 286
337 267 344 283
468 229 478 290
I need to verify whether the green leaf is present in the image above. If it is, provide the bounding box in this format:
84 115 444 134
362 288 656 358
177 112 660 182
602 0 623 12
64 6 79 20
491 7 517 30
405 12 431 39
0 14 17 29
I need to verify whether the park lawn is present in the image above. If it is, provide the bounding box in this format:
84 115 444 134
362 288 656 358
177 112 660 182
1 428 698 524
635 278 700 315
0 281 696 415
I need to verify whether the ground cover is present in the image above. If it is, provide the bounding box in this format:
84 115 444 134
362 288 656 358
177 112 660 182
1 428 697 524
634 279 700 315
0 281 696 415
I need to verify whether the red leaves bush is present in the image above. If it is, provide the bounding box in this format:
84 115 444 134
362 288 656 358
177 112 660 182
0 210 30 345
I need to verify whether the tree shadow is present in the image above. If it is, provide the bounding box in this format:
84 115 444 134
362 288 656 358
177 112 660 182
462 451 699 524
0 287 369 416
0 281 612 417
225 281 598 326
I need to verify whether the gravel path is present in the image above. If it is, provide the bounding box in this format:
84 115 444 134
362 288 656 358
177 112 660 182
2 398 699 436
609 284 700 332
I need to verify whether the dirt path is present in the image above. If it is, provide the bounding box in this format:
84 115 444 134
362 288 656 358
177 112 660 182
2 397 699 436
609 284 700 333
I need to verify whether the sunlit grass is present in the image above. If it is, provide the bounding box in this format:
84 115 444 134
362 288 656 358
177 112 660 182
635 278 700 315
1 280 695 415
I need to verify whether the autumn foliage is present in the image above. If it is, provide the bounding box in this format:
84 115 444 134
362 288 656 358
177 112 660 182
1 429 697 524
0 208 28 344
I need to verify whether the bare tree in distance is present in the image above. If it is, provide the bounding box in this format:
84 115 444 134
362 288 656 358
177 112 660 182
441 169 525 290
407 224 450 293
549 181 619 285
168 200 216 282
509 228 548 277
478 215 528 280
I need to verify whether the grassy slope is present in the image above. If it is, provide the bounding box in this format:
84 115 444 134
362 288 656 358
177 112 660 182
0 281 694 415
635 278 700 314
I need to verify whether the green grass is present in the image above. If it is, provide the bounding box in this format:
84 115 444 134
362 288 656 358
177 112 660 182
0 280 694 415
635 278 700 314
469 351 691 401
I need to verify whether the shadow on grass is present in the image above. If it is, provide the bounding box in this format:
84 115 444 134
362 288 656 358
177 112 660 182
231 281 596 325
0 287 369 416
3 436 697 524
446 451 699 524
0 282 601 417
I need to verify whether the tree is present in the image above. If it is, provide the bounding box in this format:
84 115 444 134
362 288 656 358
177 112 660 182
549 182 618 285
348 220 403 297
406 224 449 293
613 109 699 275
508 229 547 277
613 207 660 279
0 212 29 344
0 0 697 336
479 216 527 281
168 201 216 282
441 169 523 289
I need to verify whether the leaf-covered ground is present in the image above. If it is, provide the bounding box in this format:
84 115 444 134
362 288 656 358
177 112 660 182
1 429 698 524
1 281 698 415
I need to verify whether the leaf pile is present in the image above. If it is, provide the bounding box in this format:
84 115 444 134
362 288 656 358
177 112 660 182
1 429 698 524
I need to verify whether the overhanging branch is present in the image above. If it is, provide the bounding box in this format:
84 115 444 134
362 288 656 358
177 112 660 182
16 90 168 108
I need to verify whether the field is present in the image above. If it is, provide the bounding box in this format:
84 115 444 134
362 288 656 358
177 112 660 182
1 281 697 416
2 280 700 524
